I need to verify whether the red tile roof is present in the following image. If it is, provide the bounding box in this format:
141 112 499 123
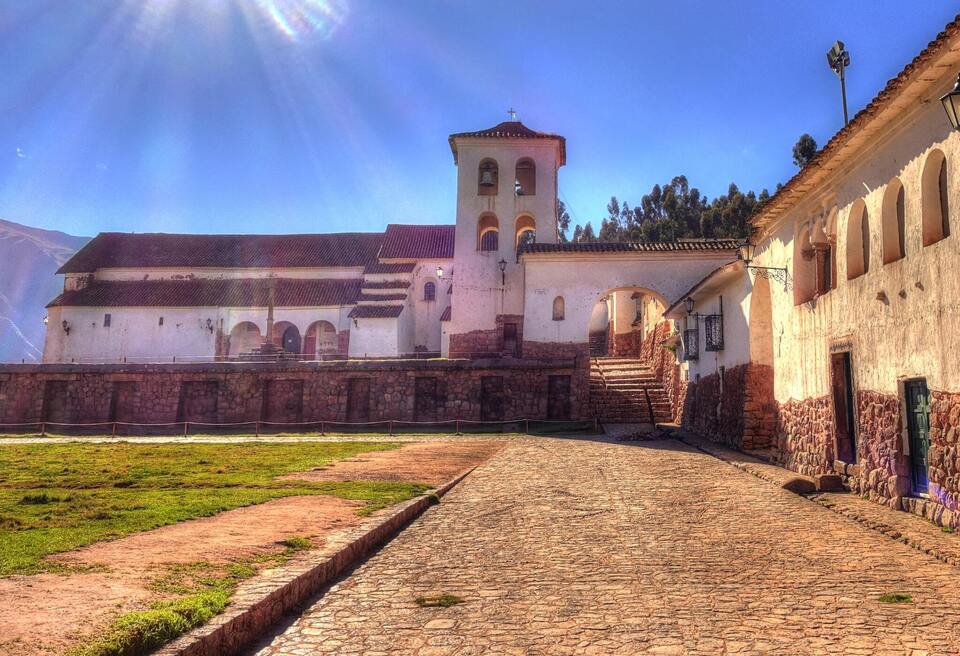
357 293 407 302
379 224 455 260
363 262 416 274
440 306 451 322
47 278 362 308
58 232 384 274
361 280 411 289
519 239 740 255
448 121 566 165
348 305 404 319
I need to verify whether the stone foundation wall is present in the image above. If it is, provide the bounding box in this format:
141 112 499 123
742 364 777 450
449 315 523 358
680 364 776 450
0 357 587 429
773 395 834 477
930 391 960 517
642 322 683 422
611 329 643 358
851 390 909 505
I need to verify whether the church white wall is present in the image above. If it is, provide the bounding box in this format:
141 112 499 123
521 253 735 345
410 260 450 353
349 318 400 358
43 305 356 363
755 98 960 402
43 306 219 363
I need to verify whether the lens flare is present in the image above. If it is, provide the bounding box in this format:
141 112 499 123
253 0 348 41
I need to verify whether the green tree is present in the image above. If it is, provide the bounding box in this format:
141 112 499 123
792 133 818 168
556 199 571 242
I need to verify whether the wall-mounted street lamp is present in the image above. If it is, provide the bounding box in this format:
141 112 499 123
739 240 791 291
941 73 960 130
498 258 507 286
684 297 695 314
436 265 444 279
61 320 71 335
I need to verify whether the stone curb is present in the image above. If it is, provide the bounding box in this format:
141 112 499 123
155 466 476 656
678 432 960 571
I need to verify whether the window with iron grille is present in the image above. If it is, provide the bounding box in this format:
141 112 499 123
704 314 724 352
683 328 699 361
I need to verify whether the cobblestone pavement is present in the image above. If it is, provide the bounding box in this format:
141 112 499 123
250 437 960 655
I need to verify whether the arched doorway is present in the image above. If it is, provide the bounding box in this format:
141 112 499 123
588 287 667 359
271 321 301 355
228 322 263 357
304 320 338 358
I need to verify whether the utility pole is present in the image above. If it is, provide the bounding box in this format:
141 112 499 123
827 41 851 126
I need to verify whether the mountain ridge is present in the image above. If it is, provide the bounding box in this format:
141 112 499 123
0 219 89 362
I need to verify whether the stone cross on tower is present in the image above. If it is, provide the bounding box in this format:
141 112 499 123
507 107 517 121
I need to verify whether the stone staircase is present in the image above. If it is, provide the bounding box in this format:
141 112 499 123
589 356 673 425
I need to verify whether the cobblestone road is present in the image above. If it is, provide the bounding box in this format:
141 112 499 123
250 437 960 655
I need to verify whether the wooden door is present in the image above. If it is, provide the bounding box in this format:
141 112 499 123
830 352 856 463
346 378 371 423
502 323 518 357
905 380 931 495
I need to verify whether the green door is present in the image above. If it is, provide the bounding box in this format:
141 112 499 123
905 380 931 495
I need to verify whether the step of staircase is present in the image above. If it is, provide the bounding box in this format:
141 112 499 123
589 356 672 424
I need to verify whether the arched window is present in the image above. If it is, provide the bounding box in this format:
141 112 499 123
478 213 499 251
423 281 436 301
515 158 536 196
881 178 906 264
515 214 536 249
922 148 951 246
552 296 565 321
793 224 816 305
478 158 498 196
846 200 869 279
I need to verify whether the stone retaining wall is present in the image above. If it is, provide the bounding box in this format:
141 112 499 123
0 357 587 428
773 395 834 477
449 314 524 357
642 322 683 422
678 363 775 450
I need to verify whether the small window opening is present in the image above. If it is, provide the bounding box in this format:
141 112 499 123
103 313 112 328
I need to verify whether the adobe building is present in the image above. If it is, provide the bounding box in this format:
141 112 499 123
671 16 960 529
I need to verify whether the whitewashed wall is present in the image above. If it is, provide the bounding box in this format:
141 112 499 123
755 98 960 402
521 252 735 345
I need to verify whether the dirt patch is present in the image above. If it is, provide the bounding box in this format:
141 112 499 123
54 495 362 570
0 495 362 656
282 439 505 486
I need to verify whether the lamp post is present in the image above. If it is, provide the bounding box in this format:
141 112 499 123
738 239 790 291
941 73 960 130
827 41 851 126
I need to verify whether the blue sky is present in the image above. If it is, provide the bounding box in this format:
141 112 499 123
1 1 957 238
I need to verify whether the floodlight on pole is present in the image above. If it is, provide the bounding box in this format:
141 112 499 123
826 40 851 126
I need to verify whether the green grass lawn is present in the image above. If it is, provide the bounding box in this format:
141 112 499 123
0 441 431 576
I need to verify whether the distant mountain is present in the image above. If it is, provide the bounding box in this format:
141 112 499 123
0 219 89 362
